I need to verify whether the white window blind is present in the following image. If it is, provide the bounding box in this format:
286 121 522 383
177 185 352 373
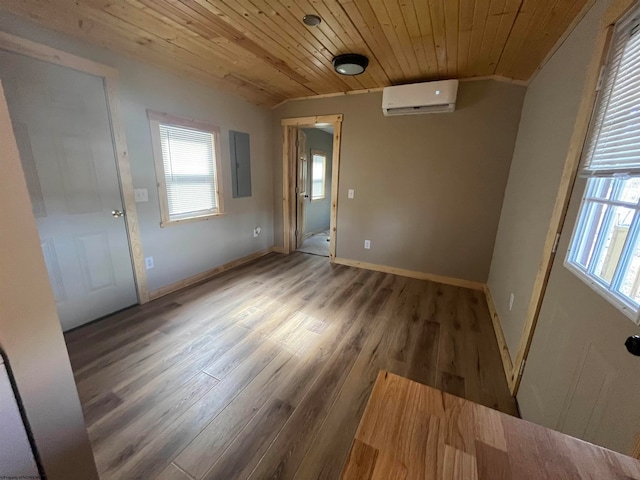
582 13 640 176
158 123 218 220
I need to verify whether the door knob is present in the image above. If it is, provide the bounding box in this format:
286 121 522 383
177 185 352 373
625 335 640 356
111 210 124 218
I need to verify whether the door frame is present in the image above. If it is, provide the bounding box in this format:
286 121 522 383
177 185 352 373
0 32 150 304
509 0 636 395
281 115 343 261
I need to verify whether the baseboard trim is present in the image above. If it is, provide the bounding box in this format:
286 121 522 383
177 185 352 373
271 246 287 254
149 247 276 300
483 285 514 386
332 257 484 291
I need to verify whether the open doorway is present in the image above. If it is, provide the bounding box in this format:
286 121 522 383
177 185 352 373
296 126 333 257
281 115 342 261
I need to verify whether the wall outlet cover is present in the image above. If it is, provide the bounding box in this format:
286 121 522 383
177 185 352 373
348 189 355 199
364 240 371 249
145 256 154 269
134 188 149 203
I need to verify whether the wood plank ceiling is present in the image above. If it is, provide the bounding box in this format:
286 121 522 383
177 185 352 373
0 0 590 106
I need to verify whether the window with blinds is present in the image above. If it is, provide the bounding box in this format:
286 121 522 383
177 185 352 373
567 8 640 324
148 111 223 226
311 150 327 201
581 15 640 175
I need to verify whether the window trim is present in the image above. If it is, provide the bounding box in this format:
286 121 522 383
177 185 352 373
148 110 224 227
564 3 640 326
565 177 640 325
310 149 327 201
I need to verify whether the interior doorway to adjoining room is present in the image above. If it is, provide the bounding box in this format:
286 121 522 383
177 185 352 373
281 115 342 262
296 125 333 257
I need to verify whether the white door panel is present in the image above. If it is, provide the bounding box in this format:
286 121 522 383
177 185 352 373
0 50 137 331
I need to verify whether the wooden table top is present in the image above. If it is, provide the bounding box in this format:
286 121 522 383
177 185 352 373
341 371 640 480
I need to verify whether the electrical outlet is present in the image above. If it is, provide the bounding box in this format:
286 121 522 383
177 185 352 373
509 293 515 311
134 188 149 203
364 239 371 249
253 226 261 238
145 256 154 269
348 189 355 199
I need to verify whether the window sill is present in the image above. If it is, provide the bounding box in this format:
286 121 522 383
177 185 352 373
160 212 226 227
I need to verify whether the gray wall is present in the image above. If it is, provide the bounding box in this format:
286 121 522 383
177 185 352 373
487 0 607 358
0 82 98 480
273 81 526 283
302 128 333 235
0 12 275 297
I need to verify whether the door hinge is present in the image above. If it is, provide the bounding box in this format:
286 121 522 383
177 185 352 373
295 186 299 194
552 232 561 254
596 65 606 91
519 360 526 377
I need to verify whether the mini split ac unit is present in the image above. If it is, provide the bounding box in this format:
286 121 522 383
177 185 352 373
382 79 459 116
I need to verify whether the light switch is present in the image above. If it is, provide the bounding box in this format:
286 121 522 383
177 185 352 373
134 188 149 203
348 189 355 199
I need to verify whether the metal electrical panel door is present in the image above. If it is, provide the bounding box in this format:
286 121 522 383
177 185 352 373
229 130 252 198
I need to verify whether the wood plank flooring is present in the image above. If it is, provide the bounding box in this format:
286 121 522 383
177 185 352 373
343 371 640 480
65 252 518 480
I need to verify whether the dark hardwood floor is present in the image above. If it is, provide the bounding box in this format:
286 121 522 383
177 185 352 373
65 252 518 480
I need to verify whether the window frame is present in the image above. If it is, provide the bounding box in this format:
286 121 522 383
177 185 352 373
148 110 224 227
565 7 640 325
310 149 327 201
565 177 640 324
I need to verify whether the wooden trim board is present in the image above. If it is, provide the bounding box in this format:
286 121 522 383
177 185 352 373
0 32 150 304
272 75 529 109
147 110 225 228
484 286 514 385
508 1 632 395
148 247 276 300
333 257 485 291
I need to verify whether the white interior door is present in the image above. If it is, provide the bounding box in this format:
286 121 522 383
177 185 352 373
0 50 137 331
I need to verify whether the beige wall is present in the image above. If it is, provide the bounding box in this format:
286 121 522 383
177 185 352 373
0 82 99 479
273 81 526 283
487 0 607 358
0 12 274 302
302 128 333 235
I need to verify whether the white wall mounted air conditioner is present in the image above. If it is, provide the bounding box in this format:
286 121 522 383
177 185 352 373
382 79 459 116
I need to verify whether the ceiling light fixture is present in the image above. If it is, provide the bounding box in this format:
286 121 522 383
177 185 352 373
303 14 322 26
333 53 369 76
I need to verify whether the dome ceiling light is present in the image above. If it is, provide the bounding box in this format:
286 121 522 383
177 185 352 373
303 14 322 26
333 53 369 76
